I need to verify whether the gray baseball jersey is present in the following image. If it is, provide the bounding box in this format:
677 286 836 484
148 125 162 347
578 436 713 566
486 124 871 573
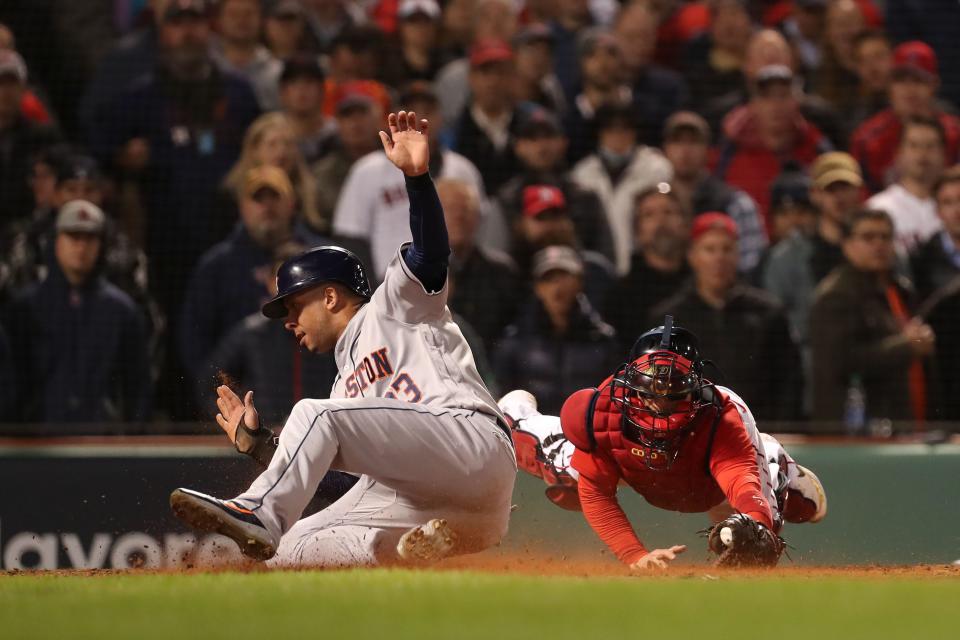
234 244 516 567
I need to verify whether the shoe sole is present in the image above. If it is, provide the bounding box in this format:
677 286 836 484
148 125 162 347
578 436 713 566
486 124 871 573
170 489 277 561
795 465 828 523
396 518 457 564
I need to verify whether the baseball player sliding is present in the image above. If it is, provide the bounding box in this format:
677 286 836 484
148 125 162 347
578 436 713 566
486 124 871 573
170 110 517 567
499 318 828 570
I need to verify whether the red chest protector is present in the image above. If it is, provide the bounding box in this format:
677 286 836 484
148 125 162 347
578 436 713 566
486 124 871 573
561 377 729 513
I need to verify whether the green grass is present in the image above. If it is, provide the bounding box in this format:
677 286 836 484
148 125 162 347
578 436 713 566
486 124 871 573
1 569 957 640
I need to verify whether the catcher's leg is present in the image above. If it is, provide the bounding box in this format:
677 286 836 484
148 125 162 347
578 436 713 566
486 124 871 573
760 434 827 524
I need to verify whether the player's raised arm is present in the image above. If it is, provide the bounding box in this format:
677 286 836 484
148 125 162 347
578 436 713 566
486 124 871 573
379 110 450 293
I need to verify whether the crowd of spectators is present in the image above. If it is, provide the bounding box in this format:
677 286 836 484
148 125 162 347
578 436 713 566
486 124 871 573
1 0 960 434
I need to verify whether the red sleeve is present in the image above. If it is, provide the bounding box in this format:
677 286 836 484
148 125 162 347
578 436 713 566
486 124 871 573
707 404 774 530
572 449 648 565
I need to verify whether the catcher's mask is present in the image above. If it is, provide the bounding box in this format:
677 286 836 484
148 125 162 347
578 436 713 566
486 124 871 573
611 316 710 468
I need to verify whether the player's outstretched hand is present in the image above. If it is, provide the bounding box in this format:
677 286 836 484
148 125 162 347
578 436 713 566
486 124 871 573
379 110 430 177
215 385 260 445
629 545 687 572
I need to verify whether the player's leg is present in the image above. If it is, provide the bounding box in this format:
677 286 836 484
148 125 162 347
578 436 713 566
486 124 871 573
759 433 827 524
174 396 515 560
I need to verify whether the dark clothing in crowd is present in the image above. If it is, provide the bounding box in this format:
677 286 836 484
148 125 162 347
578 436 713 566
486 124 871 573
0 116 61 223
179 223 321 379
205 313 339 424
920 277 960 421
910 232 960 304
3 263 151 423
448 247 524 351
809 265 925 424
605 254 689 350
0 324 14 421
450 109 519 194
90 65 260 313
651 283 802 421
631 65 689 148
494 295 619 415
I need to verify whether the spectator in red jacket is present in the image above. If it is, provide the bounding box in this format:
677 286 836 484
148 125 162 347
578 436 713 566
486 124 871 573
713 64 831 233
850 41 960 193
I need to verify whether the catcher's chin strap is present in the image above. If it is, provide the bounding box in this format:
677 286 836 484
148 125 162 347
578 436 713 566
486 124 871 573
234 411 279 468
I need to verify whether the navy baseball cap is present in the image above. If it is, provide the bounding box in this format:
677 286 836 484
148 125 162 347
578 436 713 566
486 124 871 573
262 246 372 318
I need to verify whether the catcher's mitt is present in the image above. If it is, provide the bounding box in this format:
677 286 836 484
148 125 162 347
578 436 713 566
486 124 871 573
706 513 785 568
234 415 278 468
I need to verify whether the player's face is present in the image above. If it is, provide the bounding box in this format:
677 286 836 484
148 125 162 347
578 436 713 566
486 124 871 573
843 218 895 273
283 287 339 353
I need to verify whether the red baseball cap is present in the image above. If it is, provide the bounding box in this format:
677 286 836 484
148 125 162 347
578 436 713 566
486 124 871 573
470 39 514 67
690 212 738 243
522 185 567 218
892 41 938 81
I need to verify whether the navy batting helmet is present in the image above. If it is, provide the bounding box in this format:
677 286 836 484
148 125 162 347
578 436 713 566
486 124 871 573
261 246 372 319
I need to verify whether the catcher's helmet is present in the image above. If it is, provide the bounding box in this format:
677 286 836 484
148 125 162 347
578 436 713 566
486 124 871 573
261 245 371 319
611 316 712 467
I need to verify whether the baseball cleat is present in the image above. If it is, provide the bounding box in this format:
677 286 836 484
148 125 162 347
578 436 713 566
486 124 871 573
170 488 277 561
396 518 458 564
497 389 539 426
792 464 828 523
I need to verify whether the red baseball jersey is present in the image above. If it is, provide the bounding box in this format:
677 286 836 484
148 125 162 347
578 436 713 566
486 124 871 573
560 376 774 564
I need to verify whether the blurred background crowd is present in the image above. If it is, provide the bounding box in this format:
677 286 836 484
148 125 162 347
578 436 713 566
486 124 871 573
0 0 958 435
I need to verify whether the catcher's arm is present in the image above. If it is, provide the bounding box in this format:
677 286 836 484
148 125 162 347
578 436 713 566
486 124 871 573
706 513 784 567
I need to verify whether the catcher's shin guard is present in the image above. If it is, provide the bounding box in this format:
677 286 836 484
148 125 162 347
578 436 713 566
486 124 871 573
170 488 277 561
782 464 828 524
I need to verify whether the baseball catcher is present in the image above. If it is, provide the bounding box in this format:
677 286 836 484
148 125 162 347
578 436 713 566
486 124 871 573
498 317 827 570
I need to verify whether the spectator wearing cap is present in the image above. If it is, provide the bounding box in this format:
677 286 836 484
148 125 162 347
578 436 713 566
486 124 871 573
767 167 817 249
810 208 934 425
763 151 865 346
808 0 864 116
850 41 960 193
867 116 947 256
496 107 614 264
512 23 567 118
382 0 445 87
211 0 283 111
202 240 339 424
702 29 843 149
886 0 960 117
224 112 323 233
449 38 521 193
564 27 633 165
334 85 490 278
313 88 382 232
0 50 61 224
713 64 832 232
662 110 767 274
652 212 801 420
845 29 892 132
570 102 673 275
547 0 596 101
180 166 325 381
604 184 691 351
264 1 312 61
432 0 521 126
510 184 615 307
3 200 152 422
494 245 619 415
435 178 523 352
279 56 337 166
320 25 391 119
911 166 960 303
681 0 755 112
612 1 689 148
88 0 260 321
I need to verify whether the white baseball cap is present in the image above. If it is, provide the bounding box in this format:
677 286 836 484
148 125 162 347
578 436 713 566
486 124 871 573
398 0 441 20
